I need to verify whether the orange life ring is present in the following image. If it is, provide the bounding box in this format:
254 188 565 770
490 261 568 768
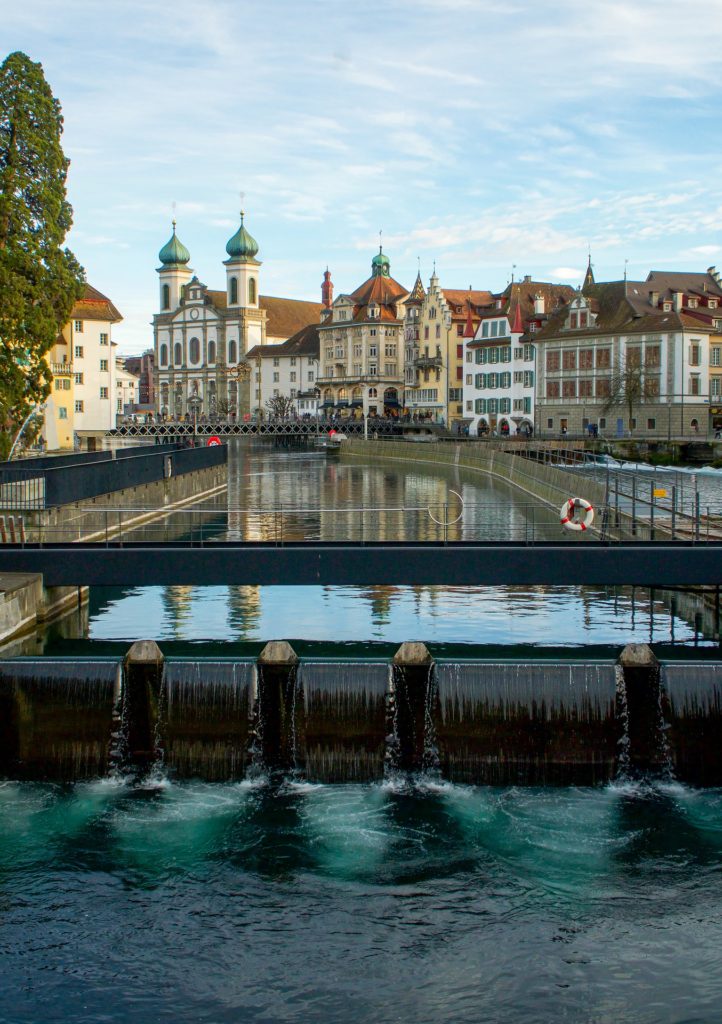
560 497 594 532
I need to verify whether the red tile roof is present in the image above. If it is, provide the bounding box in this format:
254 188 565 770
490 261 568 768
71 284 122 323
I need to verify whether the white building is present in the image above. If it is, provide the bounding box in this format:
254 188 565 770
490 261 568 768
68 284 123 434
247 322 320 417
115 357 140 421
464 279 575 436
153 214 320 419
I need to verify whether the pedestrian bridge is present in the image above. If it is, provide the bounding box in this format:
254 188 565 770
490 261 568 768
1 539 721 587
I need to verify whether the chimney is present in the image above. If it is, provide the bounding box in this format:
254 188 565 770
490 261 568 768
673 291 684 311
321 268 333 309
523 275 532 284
649 290 659 308
534 293 545 316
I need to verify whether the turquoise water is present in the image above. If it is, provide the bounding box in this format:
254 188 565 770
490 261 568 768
2 777 722 1023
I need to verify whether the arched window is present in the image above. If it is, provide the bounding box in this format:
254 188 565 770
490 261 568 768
160 344 168 366
229 277 238 304
189 336 200 364
162 284 170 310
208 340 216 364
228 340 237 364
248 277 256 304
174 342 182 366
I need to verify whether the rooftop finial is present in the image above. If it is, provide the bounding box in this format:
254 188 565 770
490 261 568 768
240 190 246 219
171 200 177 230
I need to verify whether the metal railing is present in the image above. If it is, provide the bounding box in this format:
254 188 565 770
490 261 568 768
3 497 720 548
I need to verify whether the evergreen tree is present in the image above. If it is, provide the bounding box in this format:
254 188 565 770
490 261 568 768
0 51 84 457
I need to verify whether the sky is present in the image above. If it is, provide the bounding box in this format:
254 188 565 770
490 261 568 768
5 0 722 352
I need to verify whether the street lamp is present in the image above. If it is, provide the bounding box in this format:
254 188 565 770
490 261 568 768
187 391 202 444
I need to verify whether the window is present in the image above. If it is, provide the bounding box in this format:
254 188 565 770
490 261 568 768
546 350 560 372
491 322 498 337
370 329 377 337
290 372 296 382
161 284 171 310
689 374 701 396
424 326 429 340
208 340 216 364
54 379 62 390
465 374 472 385
456 366 463 380
596 378 611 397
596 348 611 369
547 418 554 429
189 337 200 363
385 363 395 375
482 323 489 337
74 346 83 359
385 344 397 357
466 401 473 412
75 400 83 413
500 398 511 414
645 345 661 367
712 347 721 367
248 278 256 304
100 359 108 371
712 377 721 397
546 381 560 398
100 333 109 346
228 340 237 364
117 399 123 412
307 370 315 382
562 350 576 370
562 380 577 398
523 370 534 388
579 379 593 397
467 352 473 363
63 378 70 390
523 344 534 361
435 324 440 339
369 345 377 357
689 343 701 366
647 418 656 430
100 387 109 399
457 325 464 337
74 320 83 332
514 372 523 383
290 357 296 366
174 342 182 365
273 372 279 382
58 407 68 419
627 346 641 369
160 344 168 366
369 365 377 375
273 357 280 367
74 372 83 385
475 373 483 389
229 277 238 304
579 349 593 370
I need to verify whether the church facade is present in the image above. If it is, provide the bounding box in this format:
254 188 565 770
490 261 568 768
152 214 320 419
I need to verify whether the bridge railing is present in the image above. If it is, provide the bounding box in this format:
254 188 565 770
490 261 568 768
5 498 720 547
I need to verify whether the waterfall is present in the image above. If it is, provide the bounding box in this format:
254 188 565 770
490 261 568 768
159 660 255 780
660 663 722 786
298 661 389 782
435 661 618 785
0 659 120 780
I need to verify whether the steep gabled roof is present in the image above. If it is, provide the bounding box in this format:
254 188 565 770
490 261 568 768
71 284 122 323
350 273 408 306
261 296 323 339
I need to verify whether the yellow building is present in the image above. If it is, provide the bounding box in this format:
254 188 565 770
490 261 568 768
43 331 75 449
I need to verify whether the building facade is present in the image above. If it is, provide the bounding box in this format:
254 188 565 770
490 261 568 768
153 215 320 419
247 322 320 417
43 284 123 447
535 271 717 437
464 278 575 436
316 248 409 419
405 273 492 428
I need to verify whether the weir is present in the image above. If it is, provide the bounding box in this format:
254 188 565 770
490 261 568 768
1 643 722 785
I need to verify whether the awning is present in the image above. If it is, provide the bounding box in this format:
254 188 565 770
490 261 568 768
384 398 400 407
320 401 334 408
351 399 364 406
336 400 349 407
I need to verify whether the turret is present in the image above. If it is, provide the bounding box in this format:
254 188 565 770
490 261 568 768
224 211 261 308
322 268 333 309
157 221 192 313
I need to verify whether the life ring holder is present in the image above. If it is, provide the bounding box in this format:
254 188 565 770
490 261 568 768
560 497 594 532
428 489 464 527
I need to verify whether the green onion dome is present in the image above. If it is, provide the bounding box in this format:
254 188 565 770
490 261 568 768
158 222 190 265
226 212 259 260
372 246 390 277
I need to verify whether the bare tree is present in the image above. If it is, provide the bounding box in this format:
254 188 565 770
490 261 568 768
601 354 657 432
265 394 296 420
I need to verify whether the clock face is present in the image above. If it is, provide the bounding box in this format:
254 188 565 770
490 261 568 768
189 307 200 320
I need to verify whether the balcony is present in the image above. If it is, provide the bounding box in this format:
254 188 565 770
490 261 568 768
414 355 443 370
50 362 74 376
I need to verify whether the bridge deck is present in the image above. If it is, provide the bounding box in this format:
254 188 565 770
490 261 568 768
1 540 721 587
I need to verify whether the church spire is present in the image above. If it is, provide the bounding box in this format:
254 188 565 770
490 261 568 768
582 251 595 293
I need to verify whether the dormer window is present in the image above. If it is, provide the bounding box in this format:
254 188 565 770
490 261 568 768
368 304 379 320
688 298 698 309
710 299 718 309
663 302 672 311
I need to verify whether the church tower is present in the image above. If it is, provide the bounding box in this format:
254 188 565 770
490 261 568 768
157 221 192 312
224 211 261 309
322 268 333 308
